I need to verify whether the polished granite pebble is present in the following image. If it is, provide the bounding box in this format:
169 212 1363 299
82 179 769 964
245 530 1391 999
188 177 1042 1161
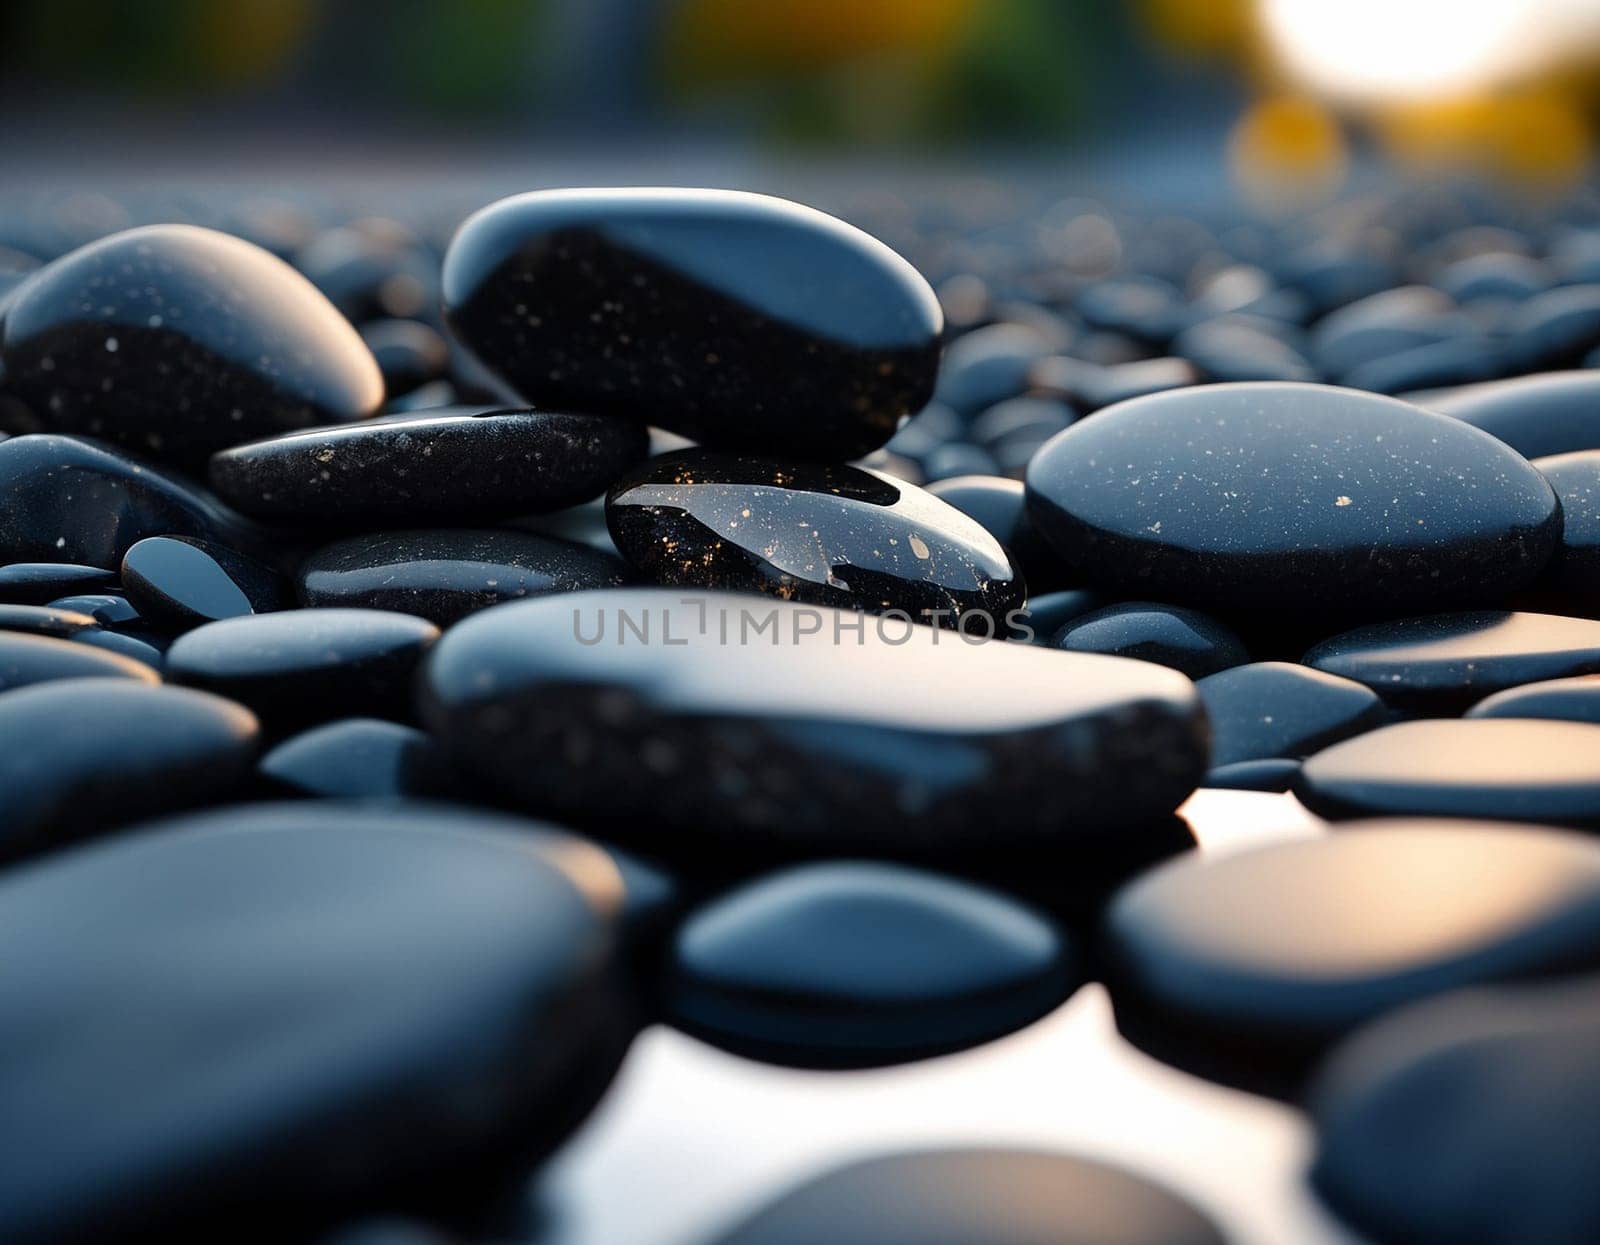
606 451 1025 630
46 592 141 626
1311 978 1600 1245
1204 757 1301 792
443 189 941 460
209 407 648 524
924 473 1072 592
1467 675 1600 723
1296 718 1600 826
0 602 99 638
1530 450 1600 614
1103 820 1600 1097
0 225 383 466
667 861 1079 1068
0 678 257 862
1421 371 1600 458
420 590 1207 859
0 802 631 1241
1304 611 1600 712
0 630 157 692
297 528 631 626
1024 383 1559 619
120 536 275 630
710 1149 1226 1245
0 561 116 604
167 608 439 731
259 717 461 800
1195 661 1389 767
1050 601 1248 679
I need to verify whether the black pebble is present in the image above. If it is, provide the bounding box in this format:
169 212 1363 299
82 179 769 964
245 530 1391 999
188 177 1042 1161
1195 661 1389 766
1205 757 1301 791
1051 601 1249 678
925 473 1073 592
47 593 142 626
0 630 157 692
0 562 116 605
1423 371 1600 458
0 602 98 638
120 536 269 630
1531 449 1600 614
259 717 461 800
1467 675 1600 723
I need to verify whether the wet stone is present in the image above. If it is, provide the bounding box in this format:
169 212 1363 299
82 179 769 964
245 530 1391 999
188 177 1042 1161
47 593 141 627
1025 383 1560 620
0 630 157 693
72 627 167 670
1051 601 1248 679
1103 820 1600 1097
208 407 648 525
1015 588 1109 643
443 189 941 460
0 225 383 467
1195 661 1389 767
606 451 1025 629
924 473 1073 592
259 718 461 800
1422 371 1600 458
1531 450 1600 614
0 562 116 605
120 536 275 631
667 861 1080 1068
1467 675 1600 723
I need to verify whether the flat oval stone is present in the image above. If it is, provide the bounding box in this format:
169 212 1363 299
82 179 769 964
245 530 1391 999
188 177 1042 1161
1025 382 1560 618
0 802 629 1241
606 450 1024 629
709 1149 1226 1245
1304 611 1600 712
0 630 157 692
1195 661 1389 766
167 609 439 730
1051 601 1249 678
1421 371 1600 458
47 592 141 626
297 528 631 626
0 602 98 638
0 562 116 604
1531 450 1600 613
442 189 941 459
1103 820 1600 1096
1467 675 1600 723
259 718 460 800
0 225 383 466
1296 718 1600 826
1205 757 1302 792
0 678 257 862
208 407 648 524
121 536 257 630
667 861 1079 1067
420 590 1207 860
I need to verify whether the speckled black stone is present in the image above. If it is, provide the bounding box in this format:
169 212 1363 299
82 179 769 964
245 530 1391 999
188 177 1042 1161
1423 371 1600 458
0 803 631 1242
259 718 462 800
443 189 941 460
0 630 157 692
0 602 98 639
606 451 1024 629
1304 611 1600 712
0 225 383 466
1103 820 1600 1097
1531 450 1600 614
0 679 257 862
420 590 1207 861
924 473 1072 592
667 861 1079 1068
297 528 631 626
1195 661 1389 767
120 536 278 630
1025 383 1561 619
209 407 648 524
1467 675 1600 723
0 562 116 604
709 1149 1226 1245
1051 601 1248 679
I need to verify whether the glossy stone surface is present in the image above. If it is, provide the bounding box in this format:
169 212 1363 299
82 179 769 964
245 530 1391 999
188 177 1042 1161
0 603 98 638
1015 588 1109 643
259 718 461 800
1311 978 1600 1245
1304 611 1600 712
0 225 383 466
1422 371 1600 458
0 802 630 1241
120 536 263 630
1467 675 1600 723
46 592 141 626
443 189 941 459
0 679 257 862
297 528 631 626
667 861 1079 1068
606 451 1024 629
1296 718 1600 826
924 473 1072 592
0 562 115 604
1195 661 1389 767
420 590 1207 860
1051 602 1249 679
1024 383 1560 618
1103 820 1600 1096
167 608 439 730
1531 450 1600 613
710 1149 1226 1245
209 407 648 524
0 630 157 692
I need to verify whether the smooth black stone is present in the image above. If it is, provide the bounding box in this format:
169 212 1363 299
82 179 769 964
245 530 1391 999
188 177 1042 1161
0 630 157 692
1204 757 1300 792
0 602 99 639
46 593 141 626
1304 611 1600 712
0 802 630 1242
1507 284 1600 369
167 608 439 730
0 562 116 605
1310 285 1462 378
883 400 962 459
298 528 632 626
1342 334 1505 396
917 440 999 482
1276 245 1394 315
932 323 1053 416
709 1149 1226 1245
420 590 1207 860
606 451 1025 629
72 627 166 669
1195 661 1389 766
0 434 264 567
1026 383 1561 619
1015 588 1109 643
1311 978 1600 1245
1435 250 1551 303
1296 718 1600 826
1076 274 1187 344
1467 675 1600 723
1421 371 1600 458
1051 601 1248 679
1531 450 1600 613
667 861 1079 1068
444 189 941 460
924 473 1072 592
209 407 648 524
120 536 260 630
1174 316 1317 384
0 225 383 466
1102 820 1600 1097
360 319 451 398
0 679 257 861
967 396 1075 452
259 718 461 800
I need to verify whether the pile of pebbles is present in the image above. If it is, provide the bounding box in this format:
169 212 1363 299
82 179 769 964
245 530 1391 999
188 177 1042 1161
4 180 1600 1243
